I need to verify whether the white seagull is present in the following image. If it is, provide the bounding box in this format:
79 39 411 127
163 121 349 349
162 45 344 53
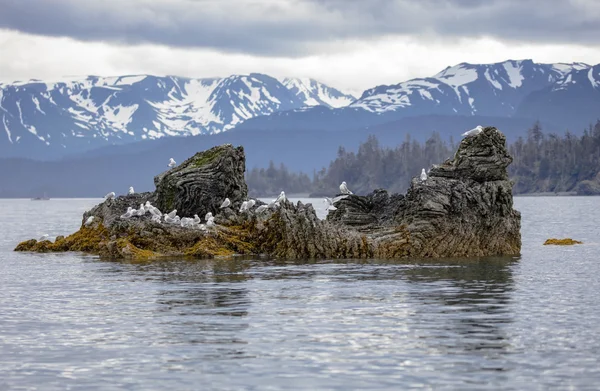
206 217 215 227
151 214 162 223
275 191 286 204
339 181 353 195
128 186 135 195
39 234 49 241
105 192 116 200
193 214 201 224
120 207 135 219
84 216 95 226
167 210 177 219
246 199 256 209
168 158 177 168
462 125 483 138
205 212 213 222
239 201 249 212
324 195 349 211
220 198 231 209
255 205 268 214
420 168 427 182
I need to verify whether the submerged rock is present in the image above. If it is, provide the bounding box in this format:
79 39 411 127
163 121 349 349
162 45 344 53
16 128 521 260
543 238 583 245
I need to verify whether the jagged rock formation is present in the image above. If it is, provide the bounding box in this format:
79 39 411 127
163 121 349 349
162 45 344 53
15 127 521 260
154 145 248 218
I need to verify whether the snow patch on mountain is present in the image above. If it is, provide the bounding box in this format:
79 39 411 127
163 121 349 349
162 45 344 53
279 77 356 108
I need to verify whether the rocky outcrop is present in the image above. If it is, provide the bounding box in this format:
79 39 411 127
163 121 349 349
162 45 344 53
154 145 248 218
15 127 521 260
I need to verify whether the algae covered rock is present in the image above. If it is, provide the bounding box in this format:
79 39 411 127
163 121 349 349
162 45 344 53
543 238 583 245
154 144 247 219
15 126 522 260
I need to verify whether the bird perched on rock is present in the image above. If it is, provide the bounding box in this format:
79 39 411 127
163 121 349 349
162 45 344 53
120 207 135 219
168 158 176 168
151 214 162 223
205 212 213 222
167 210 177 219
339 181 353 195
324 195 349 211
246 199 256 209
462 125 483 138
255 205 268 214
220 198 231 209
39 234 49 241
206 216 215 227
420 169 427 182
275 191 286 204
239 201 249 212
193 214 201 224
128 186 135 195
105 192 115 200
84 216 95 226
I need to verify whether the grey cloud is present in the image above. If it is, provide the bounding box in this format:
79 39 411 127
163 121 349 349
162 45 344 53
0 0 599 56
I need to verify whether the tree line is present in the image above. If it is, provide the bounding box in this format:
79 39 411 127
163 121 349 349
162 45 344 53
246 121 600 197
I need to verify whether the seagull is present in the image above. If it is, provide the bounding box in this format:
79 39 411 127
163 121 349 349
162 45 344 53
180 217 194 227
255 205 268 214
193 214 201 224
164 215 179 224
206 217 215 227
151 215 162 223
84 216 95 226
168 158 176 168
39 234 49 241
420 168 427 182
246 199 256 209
462 125 483 138
239 201 249 213
220 198 231 209
120 207 135 219
136 204 146 216
205 212 213 222
339 181 353 195
128 186 135 195
105 192 115 200
167 210 177 219
324 195 349 211
149 206 162 217
275 191 286 204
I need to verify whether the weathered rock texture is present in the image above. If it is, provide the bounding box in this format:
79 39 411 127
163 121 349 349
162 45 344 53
154 145 248 218
16 128 521 260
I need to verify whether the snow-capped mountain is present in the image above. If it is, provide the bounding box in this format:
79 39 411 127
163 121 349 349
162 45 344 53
278 77 357 108
351 60 591 117
516 64 600 130
0 73 352 155
2 59 599 161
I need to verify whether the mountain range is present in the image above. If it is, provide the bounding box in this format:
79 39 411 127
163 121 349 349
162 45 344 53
1 59 599 161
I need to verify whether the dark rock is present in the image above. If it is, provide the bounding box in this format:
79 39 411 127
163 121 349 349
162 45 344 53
154 144 247 218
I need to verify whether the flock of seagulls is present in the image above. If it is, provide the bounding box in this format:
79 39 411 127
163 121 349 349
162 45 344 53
97 126 485 231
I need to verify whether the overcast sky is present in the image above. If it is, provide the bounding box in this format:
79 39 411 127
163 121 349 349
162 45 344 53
1 0 600 92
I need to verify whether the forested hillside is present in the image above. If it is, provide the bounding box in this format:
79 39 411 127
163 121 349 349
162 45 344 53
247 121 600 197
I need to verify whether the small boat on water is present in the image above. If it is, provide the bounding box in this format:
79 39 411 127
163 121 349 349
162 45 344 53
31 193 50 201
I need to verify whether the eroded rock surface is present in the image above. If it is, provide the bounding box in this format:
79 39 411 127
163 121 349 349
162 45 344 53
154 144 247 218
16 127 521 260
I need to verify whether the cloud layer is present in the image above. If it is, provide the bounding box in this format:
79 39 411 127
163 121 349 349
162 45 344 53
1 0 599 56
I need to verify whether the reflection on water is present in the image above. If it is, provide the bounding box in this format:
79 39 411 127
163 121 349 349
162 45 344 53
1 198 600 390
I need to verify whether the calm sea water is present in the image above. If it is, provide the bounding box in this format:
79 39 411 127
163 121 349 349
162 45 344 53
1 197 600 390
